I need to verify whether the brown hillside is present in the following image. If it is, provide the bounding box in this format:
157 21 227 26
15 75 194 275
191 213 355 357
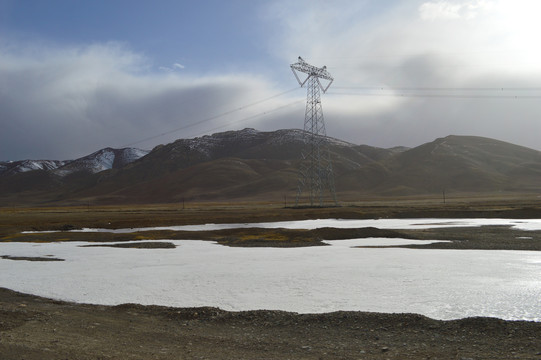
377 135 541 196
3 130 541 205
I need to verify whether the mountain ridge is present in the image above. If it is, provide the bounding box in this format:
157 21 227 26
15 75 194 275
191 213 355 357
2 129 541 206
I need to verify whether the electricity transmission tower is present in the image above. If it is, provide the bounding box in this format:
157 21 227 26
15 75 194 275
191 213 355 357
291 56 337 207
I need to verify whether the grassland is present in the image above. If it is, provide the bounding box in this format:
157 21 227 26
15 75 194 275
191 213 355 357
3 196 541 250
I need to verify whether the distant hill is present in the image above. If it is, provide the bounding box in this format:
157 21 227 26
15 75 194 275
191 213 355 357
379 135 541 195
2 129 541 206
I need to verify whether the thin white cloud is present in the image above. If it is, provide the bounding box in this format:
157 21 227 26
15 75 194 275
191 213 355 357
158 66 174 72
419 0 493 20
159 62 186 72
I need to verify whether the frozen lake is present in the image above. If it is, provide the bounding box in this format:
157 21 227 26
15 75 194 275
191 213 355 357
4 218 541 321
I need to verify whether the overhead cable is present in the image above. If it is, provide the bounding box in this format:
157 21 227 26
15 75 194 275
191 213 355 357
122 87 299 147
328 89 541 99
190 100 304 138
333 86 541 91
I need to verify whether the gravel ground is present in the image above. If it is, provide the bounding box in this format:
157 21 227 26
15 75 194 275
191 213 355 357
1 287 540 360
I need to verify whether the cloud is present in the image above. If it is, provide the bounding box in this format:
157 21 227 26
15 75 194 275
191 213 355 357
0 41 287 160
263 0 541 149
419 0 493 20
159 62 186 72
4 0 541 162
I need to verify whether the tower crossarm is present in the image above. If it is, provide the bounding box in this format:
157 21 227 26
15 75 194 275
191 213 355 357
290 56 333 92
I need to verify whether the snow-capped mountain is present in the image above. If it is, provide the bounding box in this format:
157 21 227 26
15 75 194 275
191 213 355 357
54 148 150 176
0 160 69 176
0 148 149 177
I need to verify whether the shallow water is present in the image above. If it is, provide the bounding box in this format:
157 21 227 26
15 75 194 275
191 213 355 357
1 234 540 321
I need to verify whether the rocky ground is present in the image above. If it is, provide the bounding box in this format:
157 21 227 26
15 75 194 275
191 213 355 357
1 200 541 359
1 287 540 360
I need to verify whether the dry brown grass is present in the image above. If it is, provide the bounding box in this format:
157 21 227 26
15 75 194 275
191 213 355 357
3 196 541 250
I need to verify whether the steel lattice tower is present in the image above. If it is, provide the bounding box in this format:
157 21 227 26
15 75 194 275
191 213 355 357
291 57 337 207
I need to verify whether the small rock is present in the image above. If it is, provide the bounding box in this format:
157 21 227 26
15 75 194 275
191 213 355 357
381 346 389 352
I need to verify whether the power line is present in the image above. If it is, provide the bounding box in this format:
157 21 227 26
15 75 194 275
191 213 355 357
122 87 299 148
190 99 304 138
328 90 541 99
333 86 541 91
121 82 541 149
329 85 541 98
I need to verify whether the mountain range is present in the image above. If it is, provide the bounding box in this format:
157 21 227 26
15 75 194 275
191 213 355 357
0 148 149 177
2 128 541 206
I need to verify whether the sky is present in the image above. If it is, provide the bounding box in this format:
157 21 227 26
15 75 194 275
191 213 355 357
2 0 541 160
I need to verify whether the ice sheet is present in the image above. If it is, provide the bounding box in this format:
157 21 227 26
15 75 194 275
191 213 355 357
1 238 539 321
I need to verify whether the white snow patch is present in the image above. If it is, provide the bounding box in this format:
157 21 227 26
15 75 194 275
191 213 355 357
0 239 539 321
120 148 149 163
94 150 115 171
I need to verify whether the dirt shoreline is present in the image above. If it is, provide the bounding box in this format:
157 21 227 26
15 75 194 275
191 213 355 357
2 202 541 359
1 287 540 360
